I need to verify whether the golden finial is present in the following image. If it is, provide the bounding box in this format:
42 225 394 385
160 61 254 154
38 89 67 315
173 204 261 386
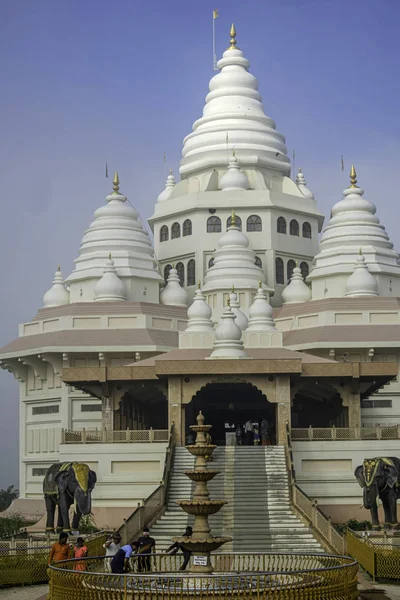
232 150 236 157
227 297 231 307
228 23 238 49
169 168 172 175
109 252 112 260
295 260 298 267
231 284 235 292
359 248 362 255
113 172 120 194
298 167 302 173
350 165 358 188
172 261 175 268
57 264 60 271
197 280 201 289
259 280 262 288
231 208 236 225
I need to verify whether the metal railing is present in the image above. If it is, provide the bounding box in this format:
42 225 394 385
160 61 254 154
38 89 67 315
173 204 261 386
48 553 358 600
0 532 107 588
61 428 169 444
285 422 345 555
291 425 400 441
117 424 175 544
346 529 400 580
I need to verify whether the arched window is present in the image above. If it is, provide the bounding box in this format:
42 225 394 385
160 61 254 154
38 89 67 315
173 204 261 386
302 222 312 239
277 217 287 234
160 225 169 242
164 264 172 284
207 216 221 233
183 219 192 237
171 222 180 239
227 214 242 230
276 257 284 284
300 261 309 280
247 215 262 232
287 259 296 282
187 259 196 286
176 262 185 286
290 219 299 236
254 256 262 268
208 257 215 268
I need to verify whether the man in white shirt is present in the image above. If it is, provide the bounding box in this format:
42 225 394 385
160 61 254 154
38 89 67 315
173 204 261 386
103 533 122 572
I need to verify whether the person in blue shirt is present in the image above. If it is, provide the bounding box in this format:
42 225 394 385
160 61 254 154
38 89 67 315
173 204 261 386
111 541 139 573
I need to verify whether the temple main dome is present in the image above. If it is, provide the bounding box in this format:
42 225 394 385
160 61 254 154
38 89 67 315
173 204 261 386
180 25 290 178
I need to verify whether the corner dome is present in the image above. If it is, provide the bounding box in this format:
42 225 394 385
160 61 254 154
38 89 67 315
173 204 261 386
282 266 311 304
160 267 189 307
157 170 176 202
220 154 249 191
345 252 378 297
94 255 127 302
186 284 214 332
295 168 314 200
180 25 290 179
247 284 276 331
43 266 70 308
229 288 248 330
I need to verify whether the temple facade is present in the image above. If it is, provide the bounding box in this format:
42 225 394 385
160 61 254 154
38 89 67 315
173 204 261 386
1 25 400 527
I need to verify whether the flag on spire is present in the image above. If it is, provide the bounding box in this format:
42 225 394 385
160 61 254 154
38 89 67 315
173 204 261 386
213 8 219 19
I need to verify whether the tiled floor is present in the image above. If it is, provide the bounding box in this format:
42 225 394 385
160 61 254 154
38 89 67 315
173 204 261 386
0 585 48 600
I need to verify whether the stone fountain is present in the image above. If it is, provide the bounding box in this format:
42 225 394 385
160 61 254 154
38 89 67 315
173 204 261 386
173 411 231 573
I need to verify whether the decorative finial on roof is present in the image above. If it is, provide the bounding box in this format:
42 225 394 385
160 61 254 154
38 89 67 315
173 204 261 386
295 260 298 267
198 280 201 289
231 284 235 292
109 252 112 260
231 208 236 223
359 247 362 255
259 280 262 288
350 165 358 188
298 167 302 173
228 23 238 50
57 264 60 272
232 150 236 157
227 297 231 307
113 172 120 194
169 168 172 175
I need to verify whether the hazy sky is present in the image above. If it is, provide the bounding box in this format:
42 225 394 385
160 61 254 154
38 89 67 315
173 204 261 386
0 0 399 488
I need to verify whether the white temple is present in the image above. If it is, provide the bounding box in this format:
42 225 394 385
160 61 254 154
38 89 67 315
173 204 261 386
1 24 400 531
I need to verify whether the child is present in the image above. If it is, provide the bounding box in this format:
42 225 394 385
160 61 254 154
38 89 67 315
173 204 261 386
73 537 88 571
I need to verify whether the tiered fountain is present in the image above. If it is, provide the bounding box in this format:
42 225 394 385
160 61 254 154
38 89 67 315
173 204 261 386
173 411 231 573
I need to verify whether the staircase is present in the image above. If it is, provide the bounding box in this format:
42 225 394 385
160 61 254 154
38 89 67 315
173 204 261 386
149 446 323 553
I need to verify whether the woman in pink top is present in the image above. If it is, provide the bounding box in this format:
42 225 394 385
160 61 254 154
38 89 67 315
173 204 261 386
73 537 88 571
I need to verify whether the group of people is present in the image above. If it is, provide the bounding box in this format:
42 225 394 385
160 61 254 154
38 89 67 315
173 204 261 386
48 533 88 570
236 417 274 446
107 527 156 573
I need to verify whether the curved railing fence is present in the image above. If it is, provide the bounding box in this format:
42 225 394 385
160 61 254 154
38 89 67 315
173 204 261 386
48 553 358 600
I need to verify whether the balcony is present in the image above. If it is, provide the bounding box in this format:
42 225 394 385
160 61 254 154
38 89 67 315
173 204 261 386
61 428 169 444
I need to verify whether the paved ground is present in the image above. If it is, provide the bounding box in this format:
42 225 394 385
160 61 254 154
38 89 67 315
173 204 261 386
0 586 48 600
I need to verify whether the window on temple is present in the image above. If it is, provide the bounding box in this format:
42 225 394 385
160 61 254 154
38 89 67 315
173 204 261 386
160 225 169 242
227 214 242 230
300 261 309 280
247 215 262 232
254 256 262 268
277 217 287 234
33 405 59 415
287 259 296 281
81 404 102 412
187 259 196 286
171 222 181 239
207 216 221 233
208 257 215 268
183 219 192 236
275 257 284 284
302 222 312 238
164 264 172 284
290 219 299 236
176 262 185 286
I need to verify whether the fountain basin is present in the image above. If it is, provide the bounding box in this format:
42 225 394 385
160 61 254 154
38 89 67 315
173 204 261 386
173 535 232 552
190 424 212 433
184 470 219 482
186 445 216 456
177 500 227 515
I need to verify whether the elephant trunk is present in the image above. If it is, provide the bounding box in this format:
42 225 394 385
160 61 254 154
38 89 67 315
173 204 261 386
74 488 92 515
363 485 378 509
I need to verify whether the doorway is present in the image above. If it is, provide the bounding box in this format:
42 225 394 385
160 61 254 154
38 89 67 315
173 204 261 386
185 382 275 446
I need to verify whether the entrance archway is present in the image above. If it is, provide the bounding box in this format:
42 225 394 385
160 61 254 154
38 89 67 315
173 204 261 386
291 382 347 428
185 382 275 446
115 385 167 430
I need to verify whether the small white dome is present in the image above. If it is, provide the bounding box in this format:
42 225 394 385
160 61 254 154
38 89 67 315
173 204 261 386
94 255 127 302
229 288 248 330
220 154 249 191
157 170 176 202
282 266 311 304
247 284 276 331
295 168 314 200
186 284 214 332
160 267 189 307
209 303 247 359
345 252 378 297
43 266 70 308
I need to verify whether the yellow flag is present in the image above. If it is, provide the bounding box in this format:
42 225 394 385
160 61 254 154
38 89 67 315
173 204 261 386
213 8 219 19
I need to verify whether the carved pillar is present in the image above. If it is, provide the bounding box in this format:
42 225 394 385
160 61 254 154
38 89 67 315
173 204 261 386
102 396 114 431
275 375 291 445
347 391 361 429
168 376 184 445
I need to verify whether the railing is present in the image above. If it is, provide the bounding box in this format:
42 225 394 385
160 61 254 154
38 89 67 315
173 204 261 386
61 428 169 444
48 553 359 600
117 424 175 544
346 529 400 580
291 425 400 441
285 422 345 555
0 532 107 588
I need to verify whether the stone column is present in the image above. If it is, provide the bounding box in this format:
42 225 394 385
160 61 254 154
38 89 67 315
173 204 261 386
101 396 114 431
347 391 361 429
275 375 291 445
168 376 184 445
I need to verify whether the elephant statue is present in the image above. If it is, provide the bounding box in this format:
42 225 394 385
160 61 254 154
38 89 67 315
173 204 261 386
355 457 400 530
43 462 97 533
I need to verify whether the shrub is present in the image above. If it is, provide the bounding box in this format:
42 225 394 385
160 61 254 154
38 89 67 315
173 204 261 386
0 515 35 538
334 518 372 533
